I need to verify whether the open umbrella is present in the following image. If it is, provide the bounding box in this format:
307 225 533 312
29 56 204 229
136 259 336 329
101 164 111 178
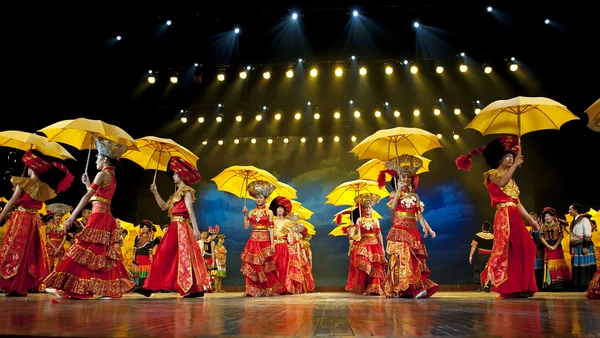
585 98 600 132
351 126 442 161
465 96 579 142
325 179 388 207
357 156 430 181
291 200 314 220
211 165 280 207
39 118 137 173
122 136 198 183
0 131 75 161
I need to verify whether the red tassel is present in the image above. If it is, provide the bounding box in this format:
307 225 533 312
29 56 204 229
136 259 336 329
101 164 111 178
336 214 342 225
342 226 348 234
455 154 473 171
412 175 420 190
377 170 387 188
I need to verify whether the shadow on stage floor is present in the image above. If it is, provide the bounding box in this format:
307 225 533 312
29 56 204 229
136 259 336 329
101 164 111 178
0 292 598 336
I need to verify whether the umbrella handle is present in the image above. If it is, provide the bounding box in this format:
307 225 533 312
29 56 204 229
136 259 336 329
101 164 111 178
84 143 92 174
153 152 162 183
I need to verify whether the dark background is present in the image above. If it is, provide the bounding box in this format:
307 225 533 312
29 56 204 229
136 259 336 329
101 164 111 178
1 2 598 286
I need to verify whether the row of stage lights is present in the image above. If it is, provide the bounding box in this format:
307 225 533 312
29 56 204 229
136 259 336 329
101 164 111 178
197 133 460 146
179 106 483 123
148 58 519 84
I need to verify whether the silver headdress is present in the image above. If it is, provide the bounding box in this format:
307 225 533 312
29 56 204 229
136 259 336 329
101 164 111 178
94 136 128 160
247 180 276 198
46 203 73 216
385 154 423 176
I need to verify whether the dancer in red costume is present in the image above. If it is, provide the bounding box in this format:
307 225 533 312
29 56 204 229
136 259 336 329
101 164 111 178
44 203 72 271
0 150 73 296
456 136 539 298
349 193 387 295
299 227 315 293
240 180 282 297
344 208 360 292
137 156 209 298
381 155 438 299
270 196 297 294
285 213 305 294
45 137 135 299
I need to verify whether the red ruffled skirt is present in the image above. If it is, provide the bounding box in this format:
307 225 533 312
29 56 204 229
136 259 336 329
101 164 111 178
586 269 600 300
240 230 282 297
0 209 50 295
44 204 135 298
301 255 315 292
286 245 304 294
383 216 438 298
143 220 209 295
544 245 572 286
352 236 387 295
273 242 290 294
345 244 358 292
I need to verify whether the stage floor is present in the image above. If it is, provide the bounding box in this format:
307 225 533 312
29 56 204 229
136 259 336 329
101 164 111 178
0 292 598 336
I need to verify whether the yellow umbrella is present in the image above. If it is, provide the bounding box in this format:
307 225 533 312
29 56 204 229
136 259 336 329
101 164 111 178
332 207 383 224
211 165 280 206
39 118 138 172
299 220 316 235
351 127 442 161
585 98 600 132
121 136 198 183
329 223 351 237
357 156 430 181
291 200 314 220
325 179 388 206
465 96 579 140
134 222 164 237
0 131 76 161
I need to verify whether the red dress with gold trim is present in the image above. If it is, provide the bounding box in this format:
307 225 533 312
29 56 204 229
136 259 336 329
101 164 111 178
44 167 135 298
286 233 304 294
0 177 52 295
351 218 387 295
301 240 315 292
345 238 359 292
143 185 210 295
383 190 438 298
46 221 66 271
240 205 282 297
480 169 537 298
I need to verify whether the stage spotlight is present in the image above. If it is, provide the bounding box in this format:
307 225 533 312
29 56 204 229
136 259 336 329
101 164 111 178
292 13 298 20
354 110 360 118
116 36 121 41
437 134 442 139
234 27 240 34
181 116 188 123
310 68 318 77
413 22 419 28
385 66 393 74
351 55 356 60
410 65 418 74
216 116 223 122
147 75 156 84
286 68 294 78
300 137 306 143
247 65 252 70
263 105 267 110
334 136 340 142
459 63 468 73
313 112 320 119
239 71 247 79
194 63 198 67
394 110 400 117
484 64 493 74
545 19 550 24
476 100 480 104
454 108 461 115
267 139 273 144
218 103 222 107
167 20 172 25
436 65 444 74
170 74 178 83
236 115 242 122
353 10 358 17
413 109 420 116
274 113 282 120
487 6 492 12
295 112 302 120
262 68 271 79
335 67 343 77
334 111 341 119
439 98 443 102
218 140 224 145
234 139 240 144
434 108 441 116
509 62 519 71
359 67 367 76
283 138 289 144
475 108 482 115
374 110 381 117
351 136 357 142
298 58 303 62
255 115 262 121
460 52 466 57
217 72 225 81
403 60 408 65
202 140 208 145
317 137 323 143
307 101 311 106
198 117 205 123
385 102 389 106
453 134 459 140
251 138 257 144
349 100 354 104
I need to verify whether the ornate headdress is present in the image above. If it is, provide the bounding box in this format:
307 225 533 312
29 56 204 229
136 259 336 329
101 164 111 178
46 203 73 216
94 136 128 161
140 219 153 229
377 155 422 189
456 136 520 171
209 225 220 234
540 207 557 220
354 193 381 207
22 151 74 193
286 212 301 223
167 156 201 185
247 180 276 198
269 196 292 217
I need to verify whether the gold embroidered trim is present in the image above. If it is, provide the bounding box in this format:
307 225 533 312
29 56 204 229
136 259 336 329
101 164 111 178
11 176 56 202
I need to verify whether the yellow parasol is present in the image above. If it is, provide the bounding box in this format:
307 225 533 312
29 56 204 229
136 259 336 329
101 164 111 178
332 207 383 224
0 131 75 161
329 223 351 237
291 200 314 220
465 96 579 142
325 179 388 207
299 220 316 235
351 126 442 161
121 136 198 183
357 156 430 181
585 98 600 132
39 118 138 173
211 165 280 207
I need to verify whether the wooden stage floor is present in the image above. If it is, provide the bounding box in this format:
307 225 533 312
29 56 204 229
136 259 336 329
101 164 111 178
0 292 598 337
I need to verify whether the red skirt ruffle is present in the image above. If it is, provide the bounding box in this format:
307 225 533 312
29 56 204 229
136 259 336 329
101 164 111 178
0 210 49 295
143 220 209 295
286 246 304 294
301 258 315 292
44 211 135 298
240 231 282 297
352 238 387 295
345 245 358 292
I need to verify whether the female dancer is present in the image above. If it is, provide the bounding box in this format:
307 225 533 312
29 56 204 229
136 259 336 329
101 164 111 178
132 220 155 287
344 208 360 292
456 136 538 298
381 155 438 298
214 234 227 293
45 137 135 299
539 207 571 290
299 228 315 293
240 180 282 297
138 156 209 298
45 203 72 271
0 150 73 296
269 196 295 294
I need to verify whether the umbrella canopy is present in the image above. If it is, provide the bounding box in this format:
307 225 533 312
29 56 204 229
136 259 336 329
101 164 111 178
585 98 600 132
329 224 351 237
211 165 280 205
39 118 138 150
332 207 383 224
465 96 579 137
325 179 388 206
122 136 198 170
351 126 442 161
299 220 316 235
0 131 75 160
357 156 430 181
291 200 314 220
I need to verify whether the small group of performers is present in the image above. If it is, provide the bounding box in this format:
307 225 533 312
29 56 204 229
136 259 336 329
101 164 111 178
0 150 74 296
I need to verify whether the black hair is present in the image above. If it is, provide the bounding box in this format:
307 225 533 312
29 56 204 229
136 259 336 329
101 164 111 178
482 138 517 169
570 203 584 214
42 214 54 223
482 221 492 232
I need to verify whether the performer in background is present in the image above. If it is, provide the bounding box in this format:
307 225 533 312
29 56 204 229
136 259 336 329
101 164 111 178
285 214 304 294
214 234 227 293
66 208 90 245
469 221 494 292
529 212 545 291
456 136 538 298
344 208 360 292
539 207 571 291
269 196 295 294
0 150 73 296
45 137 134 299
45 203 72 271
299 227 315 293
132 220 155 287
240 180 282 297
381 155 438 299
138 156 209 298
569 203 597 291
